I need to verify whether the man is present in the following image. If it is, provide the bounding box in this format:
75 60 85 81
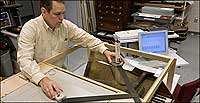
17 0 120 100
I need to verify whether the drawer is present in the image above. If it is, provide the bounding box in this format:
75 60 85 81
97 1 114 8
97 9 123 17
97 16 122 23
97 22 122 32
115 1 124 7
97 5 123 11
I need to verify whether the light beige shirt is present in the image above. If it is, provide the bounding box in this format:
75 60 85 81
17 15 108 85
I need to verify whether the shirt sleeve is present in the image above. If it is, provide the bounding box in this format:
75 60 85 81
17 23 46 85
66 21 108 54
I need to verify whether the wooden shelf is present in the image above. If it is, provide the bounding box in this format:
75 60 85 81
134 2 186 11
0 4 22 9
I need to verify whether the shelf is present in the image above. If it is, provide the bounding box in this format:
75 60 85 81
0 18 9 20
132 12 176 24
134 2 186 11
1 30 19 38
0 4 22 9
1 12 7 14
1 25 11 29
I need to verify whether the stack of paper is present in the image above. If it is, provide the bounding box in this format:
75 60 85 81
115 29 144 40
138 13 161 18
142 6 174 16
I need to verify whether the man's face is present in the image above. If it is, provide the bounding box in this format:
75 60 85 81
42 1 65 29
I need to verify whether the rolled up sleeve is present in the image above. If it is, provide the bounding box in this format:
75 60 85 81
17 24 46 85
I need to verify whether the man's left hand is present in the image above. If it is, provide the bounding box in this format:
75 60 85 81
103 50 124 63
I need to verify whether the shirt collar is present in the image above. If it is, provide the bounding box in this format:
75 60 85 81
39 15 55 32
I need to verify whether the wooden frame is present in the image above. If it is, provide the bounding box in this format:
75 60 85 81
105 43 176 102
42 43 176 102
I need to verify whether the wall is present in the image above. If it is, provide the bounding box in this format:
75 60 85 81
31 1 82 27
64 1 82 27
31 0 40 17
64 1 88 71
187 1 199 33
15 0 34 25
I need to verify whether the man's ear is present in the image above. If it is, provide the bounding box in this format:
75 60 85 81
41 7 46 14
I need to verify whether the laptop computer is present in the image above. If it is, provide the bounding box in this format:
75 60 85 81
138 30 168 55
138 30 169 67
125 30 188 68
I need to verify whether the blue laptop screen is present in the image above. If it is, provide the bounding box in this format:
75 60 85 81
139 31 168 54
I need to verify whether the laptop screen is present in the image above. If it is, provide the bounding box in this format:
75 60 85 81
138 30 168 54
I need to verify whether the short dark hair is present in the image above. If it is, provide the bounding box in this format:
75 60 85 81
40 0 64 12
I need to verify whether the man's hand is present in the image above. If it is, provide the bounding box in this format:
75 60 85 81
39 77 63 99
103 50 124 63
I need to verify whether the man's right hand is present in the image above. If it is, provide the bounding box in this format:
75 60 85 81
39 77 63 99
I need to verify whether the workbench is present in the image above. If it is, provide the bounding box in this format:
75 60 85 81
1 44 177 102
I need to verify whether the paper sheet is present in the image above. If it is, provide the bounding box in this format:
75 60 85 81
115 29 144 40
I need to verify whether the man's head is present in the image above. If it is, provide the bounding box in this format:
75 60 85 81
40 0 65 29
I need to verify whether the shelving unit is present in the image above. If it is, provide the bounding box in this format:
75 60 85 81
95 0 133 32
133 1 191 26
0 9 11 29
0 0 22 79
0 2 22 29
130 1 190 51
